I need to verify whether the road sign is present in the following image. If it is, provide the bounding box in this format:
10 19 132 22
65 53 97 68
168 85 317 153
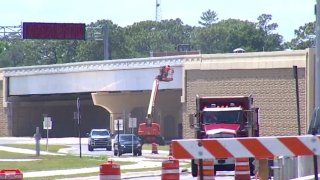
114 119 123 131
23 22 86 40
43 117 52 130
128 118 137 128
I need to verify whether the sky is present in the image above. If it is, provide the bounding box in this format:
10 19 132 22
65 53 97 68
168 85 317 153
1 0 316 42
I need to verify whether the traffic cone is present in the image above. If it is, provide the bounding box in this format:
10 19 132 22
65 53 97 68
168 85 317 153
99 160 121 180
0 169 23 180
161 156 179 180
198 159 215 180
152 142 158 154
235 158 250 180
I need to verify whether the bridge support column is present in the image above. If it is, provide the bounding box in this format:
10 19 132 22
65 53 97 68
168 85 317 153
91 92 149 133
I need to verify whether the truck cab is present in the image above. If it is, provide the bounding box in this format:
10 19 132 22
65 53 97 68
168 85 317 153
87 129 112 151
190 95 259 177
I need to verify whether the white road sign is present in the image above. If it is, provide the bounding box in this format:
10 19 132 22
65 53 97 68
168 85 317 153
114 119 123 131
43 117 52 130
128 118 137 128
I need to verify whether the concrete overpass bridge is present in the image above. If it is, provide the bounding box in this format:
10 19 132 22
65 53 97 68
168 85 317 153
0 55 196 139
0 49 315 140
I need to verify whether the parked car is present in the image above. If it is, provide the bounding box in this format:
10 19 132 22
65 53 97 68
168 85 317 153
87 129 112 151
113 134 142 156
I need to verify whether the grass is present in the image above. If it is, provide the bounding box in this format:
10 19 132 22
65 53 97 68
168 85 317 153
0 143 189 180
143 144 169 151
0 150 35 158
3 144 68 153
0 154 134 172
0 143 173 179
4 143 170 152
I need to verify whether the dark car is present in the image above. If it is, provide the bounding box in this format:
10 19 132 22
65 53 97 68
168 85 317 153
113 134 142 156
87 129 112 151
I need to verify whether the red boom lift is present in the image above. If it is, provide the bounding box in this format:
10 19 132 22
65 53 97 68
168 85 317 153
138 65 174 145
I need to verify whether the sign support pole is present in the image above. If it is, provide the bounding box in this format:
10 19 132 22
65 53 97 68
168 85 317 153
77 97 82 158
117 119 120 157
46 128 49 152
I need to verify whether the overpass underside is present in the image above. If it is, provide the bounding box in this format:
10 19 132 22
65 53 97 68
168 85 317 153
92 89 182 140
6 93 110 137
3 89 182 140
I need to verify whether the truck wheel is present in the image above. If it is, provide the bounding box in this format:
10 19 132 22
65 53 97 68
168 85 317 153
191 159 198 177
88 145 93 151
156 136 165 145
106 146 112 151
249 158 255 176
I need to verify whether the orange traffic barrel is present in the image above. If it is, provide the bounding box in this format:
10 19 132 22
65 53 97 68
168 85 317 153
198 159 215 180
152 143 158 154
0 169 23 180
100 160 121 180
235 158 250 180
161 156 179 180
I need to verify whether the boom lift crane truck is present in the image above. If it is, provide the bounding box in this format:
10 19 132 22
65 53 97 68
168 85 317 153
189 95 259 176
138 65 174 145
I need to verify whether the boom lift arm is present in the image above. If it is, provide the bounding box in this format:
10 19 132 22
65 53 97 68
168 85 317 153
146 65 174 125
138 65 174 144
146 78 159 125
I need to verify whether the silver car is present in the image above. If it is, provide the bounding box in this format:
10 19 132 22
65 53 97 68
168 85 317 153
87 129 112 151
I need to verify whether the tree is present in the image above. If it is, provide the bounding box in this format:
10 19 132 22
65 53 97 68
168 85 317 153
125 19 194 57
198 9 219 27
192 19 265 53
256 14 283 51
284 22 315 50
257 14 278 35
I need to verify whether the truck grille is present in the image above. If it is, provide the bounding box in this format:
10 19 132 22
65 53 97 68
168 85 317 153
92 138 109 145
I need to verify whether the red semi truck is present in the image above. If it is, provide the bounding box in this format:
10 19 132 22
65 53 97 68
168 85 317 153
189 95 259 176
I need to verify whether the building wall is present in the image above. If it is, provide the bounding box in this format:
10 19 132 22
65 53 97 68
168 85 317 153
0 96 8 136
182 49 313 138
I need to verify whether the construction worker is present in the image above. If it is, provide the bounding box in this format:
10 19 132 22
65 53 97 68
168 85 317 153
163 65 171 79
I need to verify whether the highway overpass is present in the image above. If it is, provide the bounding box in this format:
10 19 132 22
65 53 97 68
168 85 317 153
0 49 315 140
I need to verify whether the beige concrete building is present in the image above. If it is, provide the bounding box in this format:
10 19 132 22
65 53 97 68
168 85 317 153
181 49 315 138
0 48 316 139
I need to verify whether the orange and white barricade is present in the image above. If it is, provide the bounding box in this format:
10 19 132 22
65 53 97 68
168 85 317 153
100 160 121 180
161 156 179 180
198 159 215 180
234 158 250 180
0 169 23 180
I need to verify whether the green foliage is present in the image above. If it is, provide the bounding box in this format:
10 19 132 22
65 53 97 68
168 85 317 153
193 19 263 53
256 14 284 51
198 9 219 27
284 21 315 50
0 12 298 67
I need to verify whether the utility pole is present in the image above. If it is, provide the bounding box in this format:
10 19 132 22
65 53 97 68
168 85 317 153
102 25 109 60
316 0 320 108
155 0 161 22
298 1 320 178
